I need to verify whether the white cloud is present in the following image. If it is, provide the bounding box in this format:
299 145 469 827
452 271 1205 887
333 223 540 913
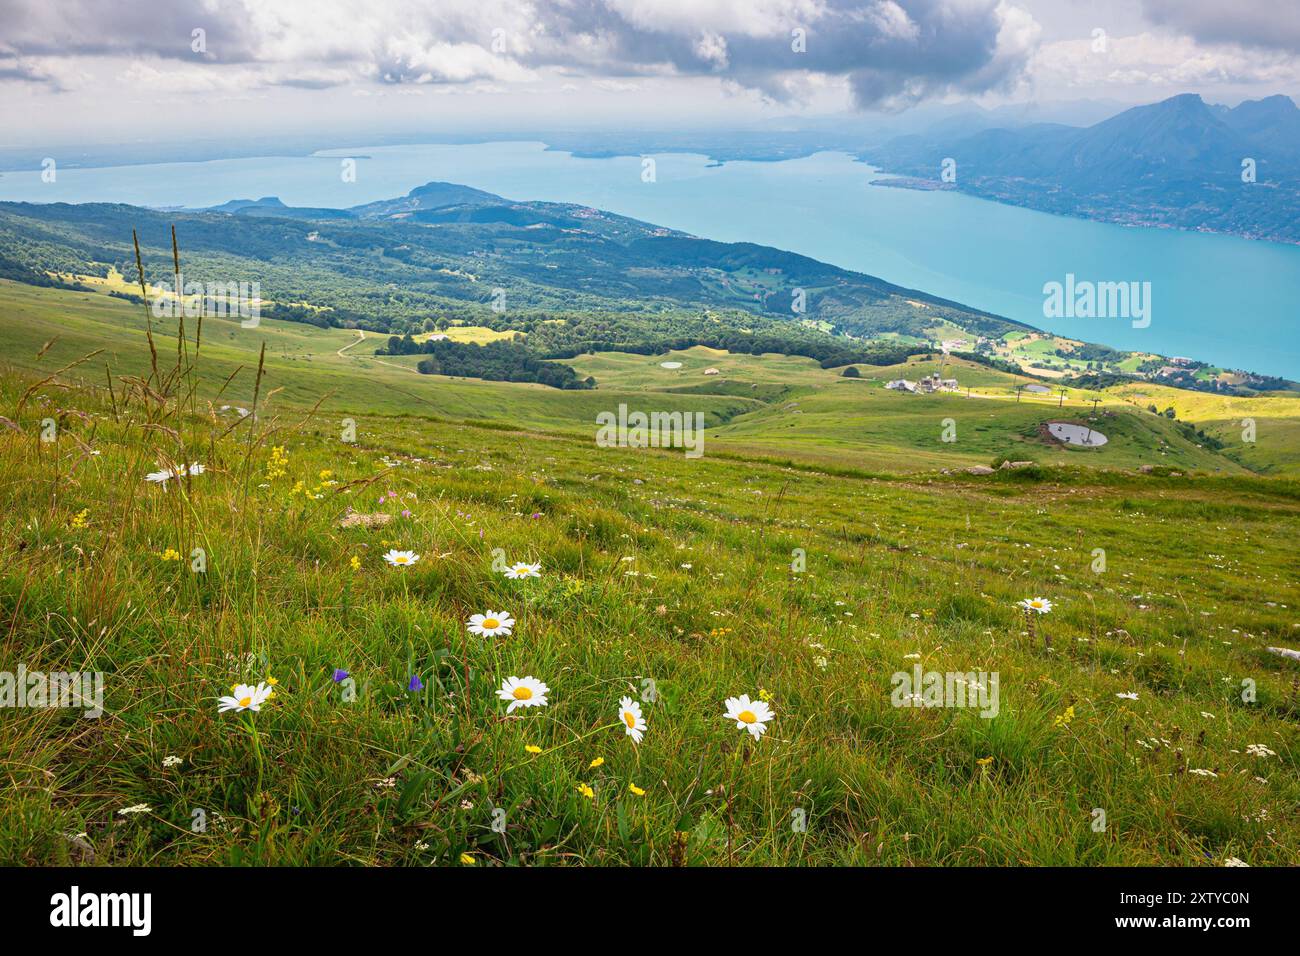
1033 32 1300 91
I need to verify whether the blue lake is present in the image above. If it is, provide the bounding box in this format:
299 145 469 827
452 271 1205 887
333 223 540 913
3 141 1298 378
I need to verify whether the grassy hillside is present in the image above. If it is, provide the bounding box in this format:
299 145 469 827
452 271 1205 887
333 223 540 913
1108 381 1300 476
0 190 1022 344
0 281 1271 477
0 280 760 433
13 187 1288 403
1 281 1298 867
564 346 1251 474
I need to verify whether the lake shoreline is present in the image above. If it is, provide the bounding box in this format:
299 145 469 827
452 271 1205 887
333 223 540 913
2 142 1297 379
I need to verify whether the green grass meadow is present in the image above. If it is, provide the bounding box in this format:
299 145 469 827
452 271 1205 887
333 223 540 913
1 281 1298 866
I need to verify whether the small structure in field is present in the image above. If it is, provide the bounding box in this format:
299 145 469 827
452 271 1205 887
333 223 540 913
917 372 959 393
1047 421 1108 446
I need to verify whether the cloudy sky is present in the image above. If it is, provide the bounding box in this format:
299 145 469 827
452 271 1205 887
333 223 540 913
3 0 1299 146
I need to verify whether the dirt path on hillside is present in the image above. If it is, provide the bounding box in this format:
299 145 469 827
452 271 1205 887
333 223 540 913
337 329 422 374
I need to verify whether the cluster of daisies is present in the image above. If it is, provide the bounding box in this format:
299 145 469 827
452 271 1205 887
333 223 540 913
219 668 772 744
215 558 776 745
164 484 1037 751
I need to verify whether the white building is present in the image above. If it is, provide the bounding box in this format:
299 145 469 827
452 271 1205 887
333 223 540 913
917 372 959 393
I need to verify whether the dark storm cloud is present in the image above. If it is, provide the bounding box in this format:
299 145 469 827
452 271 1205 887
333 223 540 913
515 0 1023 106
0 0 264 62
0 0 1037 109
1143 1 1300 54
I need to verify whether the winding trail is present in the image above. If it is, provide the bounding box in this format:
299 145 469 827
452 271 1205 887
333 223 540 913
337 329 365 357
336 328 421 375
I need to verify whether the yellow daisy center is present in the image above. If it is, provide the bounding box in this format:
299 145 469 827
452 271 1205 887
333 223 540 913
238 696 252 708
623 711 636 728
738 710 757 723
512 686 533 700
395 556 409 564
483 618 499 629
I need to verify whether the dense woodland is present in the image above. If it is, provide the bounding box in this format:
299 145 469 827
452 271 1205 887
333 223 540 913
383 334 594 389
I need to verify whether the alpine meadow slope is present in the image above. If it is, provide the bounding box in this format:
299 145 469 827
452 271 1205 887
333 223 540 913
1 292 1298 867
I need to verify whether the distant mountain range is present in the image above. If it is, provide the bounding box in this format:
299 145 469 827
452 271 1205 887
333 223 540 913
205 182 504 221
863 94 1300 243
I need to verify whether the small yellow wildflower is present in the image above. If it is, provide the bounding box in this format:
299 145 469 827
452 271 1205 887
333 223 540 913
1052 705 1075 728
459 852 476 865
318 469 333 481
629 783 646 796
525 745 542 754
576 783 594 799
349 555 361 572
159 548 181 562
266 446 289 480
589 757 604 769
976 756 994 766
69 508 89 529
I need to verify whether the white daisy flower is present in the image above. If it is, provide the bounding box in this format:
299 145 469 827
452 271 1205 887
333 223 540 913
146 463 204 485
724 694 774 740
383 549 420 567
467 611 514 637
217 681 275 713
503 562 541 579
1018 597 1053 614
1116 692 1139 700
618 696 647 743
497 676 549 713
